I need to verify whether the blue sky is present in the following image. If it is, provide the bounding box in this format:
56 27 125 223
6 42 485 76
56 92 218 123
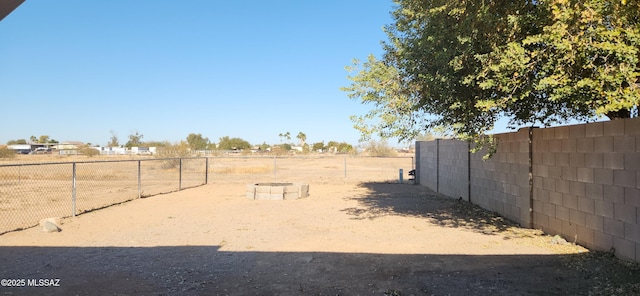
1 1 402 147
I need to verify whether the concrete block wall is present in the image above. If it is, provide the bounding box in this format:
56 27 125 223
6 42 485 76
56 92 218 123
415 140 438 191
470 129 532 227
415 139 469 200
531 118 640 261
437 139 470 201
415 117 640 262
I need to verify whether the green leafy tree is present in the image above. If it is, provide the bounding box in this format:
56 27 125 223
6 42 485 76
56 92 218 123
38 135 50 143
278 132 291 144
108 130 119 147
125 131 144 148
343 0 639 150
336 142 354 153
259 142 270 151
7 139 27 145
342 55 422 142
296 132 307 146
480 0 640 120
29 136 37 143
186 133 209 150
217 136 251 150
326 141 339 151
312 141 325 152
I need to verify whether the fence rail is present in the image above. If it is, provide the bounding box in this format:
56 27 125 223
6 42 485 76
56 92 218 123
0 156 413 234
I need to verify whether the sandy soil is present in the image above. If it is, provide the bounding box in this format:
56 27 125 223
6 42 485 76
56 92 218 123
5 176 636 296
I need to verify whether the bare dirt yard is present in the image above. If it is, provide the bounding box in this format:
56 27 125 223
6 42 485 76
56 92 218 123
1 156 639 295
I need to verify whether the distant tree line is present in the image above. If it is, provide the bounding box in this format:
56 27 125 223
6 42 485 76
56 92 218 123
104 130 356 153
6 135 58 145
5 130 360 155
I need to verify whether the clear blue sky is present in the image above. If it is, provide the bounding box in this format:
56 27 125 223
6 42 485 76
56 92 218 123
1 1 401 147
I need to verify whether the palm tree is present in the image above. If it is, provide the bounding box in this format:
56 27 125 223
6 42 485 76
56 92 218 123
296 132 307 146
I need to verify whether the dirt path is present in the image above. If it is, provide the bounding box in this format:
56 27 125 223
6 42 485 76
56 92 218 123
0 181 637 295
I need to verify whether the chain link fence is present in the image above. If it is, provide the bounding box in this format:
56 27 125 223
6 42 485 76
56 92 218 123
0 158 207 234
0 156 412 234
206 155 414 184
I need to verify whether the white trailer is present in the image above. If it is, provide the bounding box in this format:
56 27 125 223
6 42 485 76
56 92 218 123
7 144 31 154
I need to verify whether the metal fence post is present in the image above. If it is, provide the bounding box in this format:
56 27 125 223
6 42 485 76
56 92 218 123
179 158 183 191
137 160 141 199
344 156 347 179
205 157 209 185
72 162 77 217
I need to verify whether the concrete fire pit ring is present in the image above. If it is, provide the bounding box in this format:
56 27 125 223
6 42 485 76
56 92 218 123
246 183 309 200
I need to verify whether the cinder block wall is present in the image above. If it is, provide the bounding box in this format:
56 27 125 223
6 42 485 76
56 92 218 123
470 129 532 227
531 118 640 261
415 117 640 262
415 140 438 190
438 139 470 201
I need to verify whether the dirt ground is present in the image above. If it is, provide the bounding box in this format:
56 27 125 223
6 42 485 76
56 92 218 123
1 180 639 295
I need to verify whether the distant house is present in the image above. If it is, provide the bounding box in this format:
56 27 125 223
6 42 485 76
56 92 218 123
95 146 156 155
55 141 84 150
130 146 153 155
98 146 127 155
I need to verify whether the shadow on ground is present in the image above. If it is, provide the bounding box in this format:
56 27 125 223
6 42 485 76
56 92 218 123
2 182 639 295
0 245 623 296
343 182 518 235
339 182 640 295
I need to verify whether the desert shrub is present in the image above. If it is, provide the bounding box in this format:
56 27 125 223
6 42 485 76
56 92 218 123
0 146 16 159
155 141 191 169
364 140 397 157
79 146 100 157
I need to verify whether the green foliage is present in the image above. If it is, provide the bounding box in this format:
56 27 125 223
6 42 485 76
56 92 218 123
326 141 354 153
337 143 354 153
312 141 325 152
27 135 57 144
186 133 209 150
343 0 640 152
296 132 307 146
217 136 251 150
342 55 424 142
0 146 17 159
278 132 291 143
125 131 144 148
6 139 27 145
259 142 270 151
480 0 640 121
108 130 119 147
